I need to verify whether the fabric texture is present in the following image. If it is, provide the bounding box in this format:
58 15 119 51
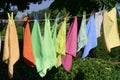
95 11 103 38
77 15 87 52
62 16 78 71
32 19 46 77
82 15 97 59
42 14 56 77
56 18 66 68
103 8 120 52
23 17 35 67
3 13 20 78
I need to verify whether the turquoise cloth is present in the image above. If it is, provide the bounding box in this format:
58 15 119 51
77 15 87 52
82 15 97 59
51 16 59 47
32 20 46 77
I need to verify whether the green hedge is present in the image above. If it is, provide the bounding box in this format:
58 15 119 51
53 52 120 80
8 52 119 80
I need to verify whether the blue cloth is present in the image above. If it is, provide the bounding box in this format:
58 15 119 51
82 15 97 59
32 19 46 77
116 4 120 18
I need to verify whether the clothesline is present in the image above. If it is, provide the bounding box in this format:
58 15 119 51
0 13 92 22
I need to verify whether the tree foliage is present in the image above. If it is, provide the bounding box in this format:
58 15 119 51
0 0 45 31
50 0 120 15
0 0 44 19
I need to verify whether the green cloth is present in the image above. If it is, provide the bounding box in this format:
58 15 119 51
51 13 60 47
42 14 56 76
51 17 59 47
55 18 66 68
31 20 46 77
77 15 87 52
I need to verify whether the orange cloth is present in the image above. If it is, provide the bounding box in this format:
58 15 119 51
23 17 35 67
3 13 20 78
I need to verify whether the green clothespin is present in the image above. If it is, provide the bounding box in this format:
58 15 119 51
7 13 11 19
7 12 13 20
83 11 86 16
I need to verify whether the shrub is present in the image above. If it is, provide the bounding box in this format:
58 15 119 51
54 55 120 80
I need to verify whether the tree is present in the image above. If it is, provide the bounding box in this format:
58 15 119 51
0 0 46 19
50 0 120 15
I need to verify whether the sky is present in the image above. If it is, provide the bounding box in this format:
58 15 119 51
16 0 54 18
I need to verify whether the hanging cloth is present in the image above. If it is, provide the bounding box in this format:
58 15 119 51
62 16 78 71
82 15 97 59
103 8 120 52
77 14 87 52
95 11 103 38
56 18 66 68
51 13 60 47
31 14 46 77
3 13 20 78
42 13 56 77
23 17 35 67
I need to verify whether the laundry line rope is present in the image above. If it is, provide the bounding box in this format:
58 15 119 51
0 13 92 22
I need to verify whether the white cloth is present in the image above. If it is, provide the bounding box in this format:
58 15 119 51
95 11 103 38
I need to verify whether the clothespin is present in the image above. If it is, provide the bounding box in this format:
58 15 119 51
7 12 13 20
66 12 71 21
98 7 103 15
55 12 61 23
103 5 108 11
99 7 102 12
115 2 120 9
34 13 39 20
48 13 51 19
45 12 51 19
22 17 29 28
115 2 119 7
103 5 106 10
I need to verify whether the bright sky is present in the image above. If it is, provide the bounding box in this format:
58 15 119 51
16 0 54 18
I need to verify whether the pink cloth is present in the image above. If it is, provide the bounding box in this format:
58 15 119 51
62 16 78 71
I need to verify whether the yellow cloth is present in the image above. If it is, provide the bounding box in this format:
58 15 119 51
103 8 120 52
56 18 66 67
3 13 20 78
